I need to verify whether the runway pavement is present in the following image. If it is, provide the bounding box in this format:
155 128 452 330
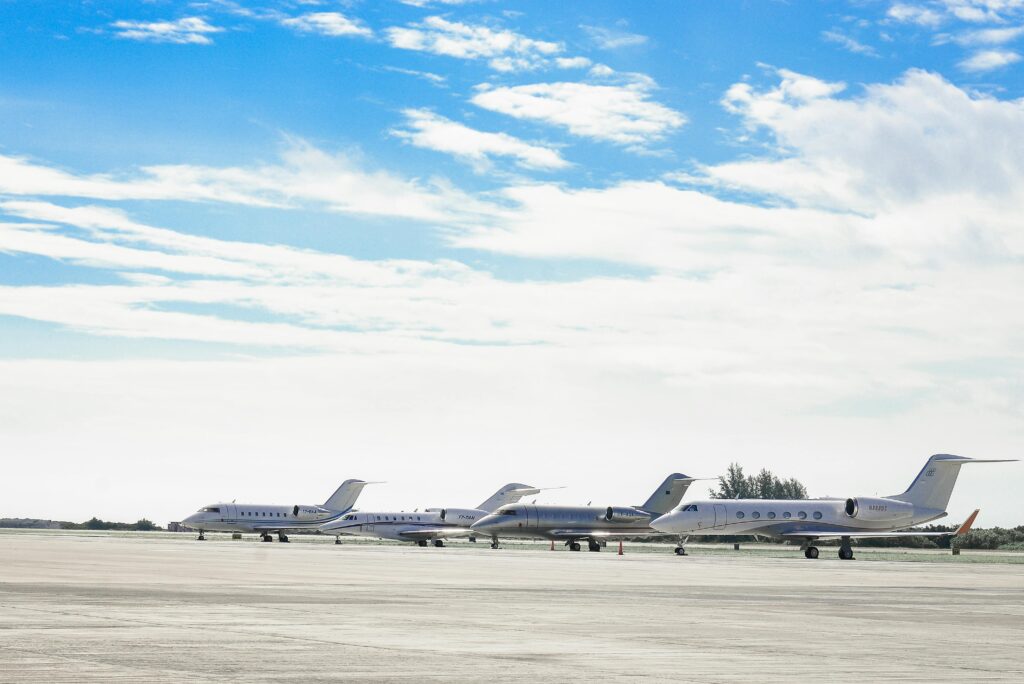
1 531 1021 682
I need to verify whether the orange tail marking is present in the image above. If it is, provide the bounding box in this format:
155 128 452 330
955 509 980 536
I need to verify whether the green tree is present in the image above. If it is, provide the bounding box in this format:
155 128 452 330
710 463 807 500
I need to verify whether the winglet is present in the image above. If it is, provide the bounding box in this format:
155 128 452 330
955 509 980 536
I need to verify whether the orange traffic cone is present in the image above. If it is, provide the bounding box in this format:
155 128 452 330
618 541 623 555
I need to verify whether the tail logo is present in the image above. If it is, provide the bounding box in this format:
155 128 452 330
925 468 936 477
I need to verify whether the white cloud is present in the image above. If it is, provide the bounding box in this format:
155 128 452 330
111 17 224 45
822 29 879 56
580 24 648 49
555 56 592 69
887 3 946 27
385 16 561 71
0 141 494 224
379 66 447 85
954 24 1024 43
471 81 685 145
392 109 569 170
958 47 1022 69
941 0 1024 23
280 12 372 38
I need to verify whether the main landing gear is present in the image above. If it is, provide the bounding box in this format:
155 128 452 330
277 532 290 543
588 540 601 552
567 541 582 552
260 532 273 543
433 539 445 548
838 537 855 561
417 540 429 547
804 546 819 559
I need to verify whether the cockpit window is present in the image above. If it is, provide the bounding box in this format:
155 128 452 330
200 507 220 513
341 514 353 520
681 504 698 512
497 508 518 515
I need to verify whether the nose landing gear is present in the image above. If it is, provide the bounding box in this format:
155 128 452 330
674 535 689 556
196 531 205 541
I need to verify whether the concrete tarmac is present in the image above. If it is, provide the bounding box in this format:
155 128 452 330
1 532 1022 682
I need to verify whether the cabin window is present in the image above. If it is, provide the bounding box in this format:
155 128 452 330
752 511 761 519
783 512 791 519
376 516 381 521
813 511 822 520
798 511 807 520
767 512 776 519
736 511 745 519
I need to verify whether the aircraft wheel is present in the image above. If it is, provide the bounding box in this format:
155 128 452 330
490 542 499 549
433 540 445 548
417 540 428 547
588 540 601 552
197 532 205 541
334 536 342 545
804 546 819 559
569 542 581 552
278 534 289 543
838 547 855 560
674 547 687 556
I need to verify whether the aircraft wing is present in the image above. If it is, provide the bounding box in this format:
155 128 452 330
396 527 476 541
779 510 980 540
544 528 669 540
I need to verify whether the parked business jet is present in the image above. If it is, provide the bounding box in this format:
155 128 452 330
318 483 546 547
651 454 1015 559
182 479 371 542
470 473 698 551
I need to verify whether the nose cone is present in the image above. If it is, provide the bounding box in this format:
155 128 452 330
650 512 679 534
470 515 498 531
182 513 200 526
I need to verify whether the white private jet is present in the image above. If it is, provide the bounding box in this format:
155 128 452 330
182 479 372 542
651 454 1015 559
319 483 549 547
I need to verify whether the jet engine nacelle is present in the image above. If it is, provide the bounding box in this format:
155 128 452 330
438 508 485 525
292 505 330 520
844 497 913 524
604 507 649 524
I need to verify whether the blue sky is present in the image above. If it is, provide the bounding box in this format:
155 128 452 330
0 1 1021 524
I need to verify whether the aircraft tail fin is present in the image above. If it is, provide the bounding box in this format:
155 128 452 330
890 455 1015 511
477 483 539 513
323 479 373 513
641 473 698 515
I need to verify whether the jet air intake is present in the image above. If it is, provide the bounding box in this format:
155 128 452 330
604 507 649 524
843 497 913 524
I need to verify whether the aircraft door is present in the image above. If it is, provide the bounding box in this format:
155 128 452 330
225 504 236 524
713 504 727 530
363 514 374 534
